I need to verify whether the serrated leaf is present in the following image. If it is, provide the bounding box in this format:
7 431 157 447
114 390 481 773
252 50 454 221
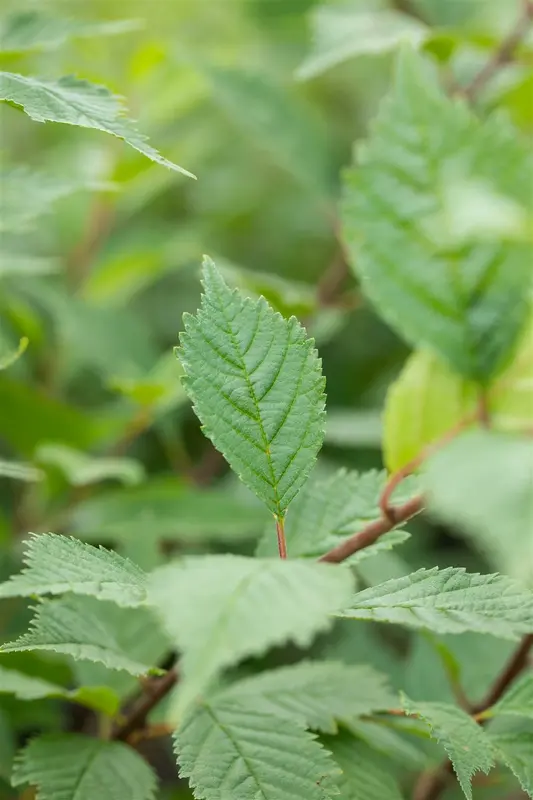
178 257 326 518
0 533 148 607
322 730 405 800
175 700 339 800
70 478 269 544
342 47 533 381
487 673 533 721
384 311 533 471
12 734 158 800
148 555 354 715
0 72 195 178
215 661 397 734
0 596 159 676
489 732 533 797
256 468 413 559
0 10 142 53
424 431 533 585
402 699 494 799
296 7 428 81
339 567 533 639
0 665 119 716
36 443 145 487
0 458 43 482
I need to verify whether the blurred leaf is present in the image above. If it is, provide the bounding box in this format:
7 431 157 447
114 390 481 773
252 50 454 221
402 697 494 799
424 431 533 584
0 708 15 781
179 257 326 518
148 555 354 715
325 409 383 449
36 443 145 486
297 7 428 80
384 311 533 470
0 251 60 277
0 335 27 370
0 377 111 455
488 673 533 721
0 533 148 607
0 458 43 482
0 665 119 715
339 566 533 639
489 732 533 796
70 478 269 544
0 72 195 177
342 47 533 381
322 731 404 800
0 596 162 676
206 67 333 197
109 351 187 417
0 10 142 54
12 734 158 800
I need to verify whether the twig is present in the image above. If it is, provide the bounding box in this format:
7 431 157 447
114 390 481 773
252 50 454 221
112 667 179 743
413 634 533 800
319 494 423 563
463 0 533 103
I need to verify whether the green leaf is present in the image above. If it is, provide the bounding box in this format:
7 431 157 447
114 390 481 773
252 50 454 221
0 596 160 676
206 68 332 196
36 443 145 487
0 72 195 178
175 700 339 800
178 257 326 518
489 732 533 797
12 734 158 800
424 431 533 585
322 730 405 800
256 468 413 558
70 478 269 544
339 567 533 639
401 698 495 800
486 673 533 721
0 665 119 716
148 555 354 715
325 409 383 450
384 310 533 471
0 10 142 53
296 7 428 81
0 458 43 482
0 251 60 277
215 661 397 734
342 47 533 381
0 335 27 370
0 533 148 607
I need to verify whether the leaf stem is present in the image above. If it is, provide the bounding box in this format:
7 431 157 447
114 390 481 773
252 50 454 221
112 666 179 743
276 517 287 559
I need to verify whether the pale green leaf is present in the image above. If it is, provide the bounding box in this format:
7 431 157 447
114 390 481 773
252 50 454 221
402 698 494 799
487 673 533 721
0 72 195 178
0 665 119 716
296 7 428 81
0 10 142 53
0 458 43 482
322 731 405 800
148 555 354 715
36 443 145 487
384 311 533 471
424 431 533 585
0 533 148 607
215 661 397 734
325 409 383 449
70 478 269 544
0 335 28 370
342 47 533 381
0 251 60 277
0 596 160 676
256 468 413 558
12 734 158 800
489 732 533 797
175 700 339 800
339 567 533 639
178 257 326 517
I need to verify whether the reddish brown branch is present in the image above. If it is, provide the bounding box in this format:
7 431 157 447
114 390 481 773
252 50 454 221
112 667 179 743
463 0 533 102
276 517 288 559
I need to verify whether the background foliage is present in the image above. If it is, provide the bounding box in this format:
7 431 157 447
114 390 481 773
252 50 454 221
1 0 532 799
